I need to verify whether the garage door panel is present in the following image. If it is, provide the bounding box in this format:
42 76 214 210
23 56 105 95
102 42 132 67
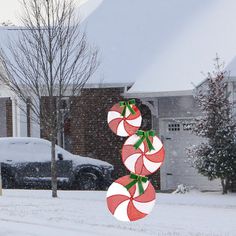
160 118 220 191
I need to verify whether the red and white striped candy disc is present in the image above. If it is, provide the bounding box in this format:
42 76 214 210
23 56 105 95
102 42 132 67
106 175 156 222
107 103 142 137
122 134 165 176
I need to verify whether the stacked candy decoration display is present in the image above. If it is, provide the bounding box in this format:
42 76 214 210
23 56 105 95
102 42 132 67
107 175 156 222
107 99 142 137
122 130 165 176
106 99 165 222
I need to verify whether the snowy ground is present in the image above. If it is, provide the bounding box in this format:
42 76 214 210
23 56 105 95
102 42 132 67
0 190 235 236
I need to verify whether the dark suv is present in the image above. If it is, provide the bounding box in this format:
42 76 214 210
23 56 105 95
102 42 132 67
0 137 113 190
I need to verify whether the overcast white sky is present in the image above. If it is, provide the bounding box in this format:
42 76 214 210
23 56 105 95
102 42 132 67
0 0 88 25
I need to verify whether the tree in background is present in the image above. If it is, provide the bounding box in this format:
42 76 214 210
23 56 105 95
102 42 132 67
187 58 236 194
0 0 99 198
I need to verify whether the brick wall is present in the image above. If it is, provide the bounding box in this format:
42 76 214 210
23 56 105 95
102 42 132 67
40 97 50 139
0 98 7 137
0 97 13 137
40 88 160 189
6 98 13 137
68 88 160 188
69 88 127 180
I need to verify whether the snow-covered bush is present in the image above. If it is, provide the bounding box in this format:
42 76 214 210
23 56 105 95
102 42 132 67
172 184 189 194
187 58 236 194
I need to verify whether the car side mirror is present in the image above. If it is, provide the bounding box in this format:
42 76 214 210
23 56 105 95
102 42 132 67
57 153 63 161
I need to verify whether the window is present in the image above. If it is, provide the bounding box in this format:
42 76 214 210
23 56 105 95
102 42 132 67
58 97 70 149
183 123 194 131
168 123 180 131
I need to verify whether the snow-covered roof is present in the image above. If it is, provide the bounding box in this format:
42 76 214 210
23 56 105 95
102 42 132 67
83 0 236 93
2 1 236 93
79 0 103 22
226 57 236 78
0 0 103 47
0 27 22 49
0 0 102 26
0 0 104 88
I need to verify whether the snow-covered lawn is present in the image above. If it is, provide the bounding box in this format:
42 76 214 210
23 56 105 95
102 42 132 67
0 190 235 236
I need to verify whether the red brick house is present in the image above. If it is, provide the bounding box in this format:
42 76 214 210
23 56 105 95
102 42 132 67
39 85 160 187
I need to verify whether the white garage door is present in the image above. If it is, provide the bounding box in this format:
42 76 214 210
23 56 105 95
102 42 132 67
159 118 221 191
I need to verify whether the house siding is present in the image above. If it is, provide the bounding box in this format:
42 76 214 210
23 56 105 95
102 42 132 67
158 95 200 118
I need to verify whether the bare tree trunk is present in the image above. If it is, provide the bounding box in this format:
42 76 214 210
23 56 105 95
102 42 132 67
51 136 57 198
0 0 99 198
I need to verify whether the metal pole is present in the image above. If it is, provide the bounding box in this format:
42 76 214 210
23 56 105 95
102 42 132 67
0 163 2 196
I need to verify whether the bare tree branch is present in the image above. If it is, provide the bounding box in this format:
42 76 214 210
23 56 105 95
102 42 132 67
0 0 99 198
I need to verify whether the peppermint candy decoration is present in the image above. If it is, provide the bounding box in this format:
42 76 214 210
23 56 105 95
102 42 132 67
107 99 142 137
122 131 165 176
106 175 156 222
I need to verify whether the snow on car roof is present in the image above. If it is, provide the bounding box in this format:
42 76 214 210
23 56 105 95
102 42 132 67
0 137 112 168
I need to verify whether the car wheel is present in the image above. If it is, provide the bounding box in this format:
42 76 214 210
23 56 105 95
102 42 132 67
77 172 99 190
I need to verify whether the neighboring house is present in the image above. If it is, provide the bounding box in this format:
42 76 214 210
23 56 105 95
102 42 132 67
1 0 236 191
0 84 13 137
0 81 40 138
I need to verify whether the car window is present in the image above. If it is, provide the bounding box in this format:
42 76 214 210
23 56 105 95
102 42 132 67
55 145 73 160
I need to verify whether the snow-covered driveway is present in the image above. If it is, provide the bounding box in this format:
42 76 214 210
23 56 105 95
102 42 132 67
0 190 235 236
